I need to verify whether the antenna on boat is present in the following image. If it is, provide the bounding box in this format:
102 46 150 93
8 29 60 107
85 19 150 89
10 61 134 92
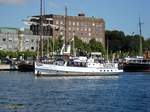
138 16 143 56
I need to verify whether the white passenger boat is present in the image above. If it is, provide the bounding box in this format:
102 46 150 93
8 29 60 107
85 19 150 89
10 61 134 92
34 56 123 76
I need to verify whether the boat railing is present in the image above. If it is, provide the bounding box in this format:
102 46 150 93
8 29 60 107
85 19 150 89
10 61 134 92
128 59 150 64
103 63 118 69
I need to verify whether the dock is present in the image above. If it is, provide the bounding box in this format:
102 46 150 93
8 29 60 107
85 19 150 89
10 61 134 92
0 64 18 71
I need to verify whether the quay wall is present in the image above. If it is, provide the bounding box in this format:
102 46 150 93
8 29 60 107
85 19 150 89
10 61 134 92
0 64 18 71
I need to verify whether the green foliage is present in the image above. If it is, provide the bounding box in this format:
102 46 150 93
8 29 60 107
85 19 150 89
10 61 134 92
6 51 18 58
0 50 36 59
105 30 149 57
23 51 36 59
0 50 7 59
43 36 64 55
74 36 85 56
105 30 125 52
74 36 84 50
54 36 64 53
143 38 150 50
89 38 104 53
16 51 36 59
74 36 105 56
43 37 53 55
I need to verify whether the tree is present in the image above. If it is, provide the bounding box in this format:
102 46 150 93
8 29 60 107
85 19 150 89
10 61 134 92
143 38 150 50
105 30 125 52
54 36 63 54
0 50 7 59
89 38 104 53
105 30 148 57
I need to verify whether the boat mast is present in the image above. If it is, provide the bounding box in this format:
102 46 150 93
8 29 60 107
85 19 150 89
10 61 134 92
43 0 49 58
138 16 143 56
40 0 43 57
106 38 109 62
64 6 67 52
73 31 76 56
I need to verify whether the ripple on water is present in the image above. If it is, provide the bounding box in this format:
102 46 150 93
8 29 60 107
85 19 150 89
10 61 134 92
0 71 150 112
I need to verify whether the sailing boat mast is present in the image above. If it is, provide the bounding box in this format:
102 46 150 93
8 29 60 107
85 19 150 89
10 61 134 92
138 16 143 56
40 0 43 57
106 38 109 62
64 6 67 52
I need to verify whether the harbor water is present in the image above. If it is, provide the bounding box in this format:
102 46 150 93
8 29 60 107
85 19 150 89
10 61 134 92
0 71 150 112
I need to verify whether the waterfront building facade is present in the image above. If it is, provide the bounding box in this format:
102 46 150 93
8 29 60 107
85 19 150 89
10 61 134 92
0 14 105 52
30 13 105 47
0 27 39 52
0 27 19 51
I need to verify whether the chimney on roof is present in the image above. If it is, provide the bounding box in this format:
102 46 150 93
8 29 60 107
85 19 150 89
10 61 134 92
78 13 85 17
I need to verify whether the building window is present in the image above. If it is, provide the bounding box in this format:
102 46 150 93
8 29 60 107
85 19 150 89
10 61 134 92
96 27 100 32
99 23 103 28
56 20 59 25
73 22 75 26
60 21 63 25
9 39 12 42
69 27 71 31
92 23 95 26
31 47 34 50
88 28 91 32
31 39 34 43
89 33 91 36
25 39 29 42
69 33 71 36
3 38 6 41
60 32 63 35
25 46 28 50
69 21 71 25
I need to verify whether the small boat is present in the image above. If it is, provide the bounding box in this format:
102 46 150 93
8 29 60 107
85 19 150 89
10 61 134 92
123 17 149 72
123 56 150 72
18 60 34 72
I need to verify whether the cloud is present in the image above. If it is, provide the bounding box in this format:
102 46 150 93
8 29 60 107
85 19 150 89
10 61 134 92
0 0 28 5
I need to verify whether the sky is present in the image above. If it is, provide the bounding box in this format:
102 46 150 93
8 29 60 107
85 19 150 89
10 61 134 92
0 0 150 39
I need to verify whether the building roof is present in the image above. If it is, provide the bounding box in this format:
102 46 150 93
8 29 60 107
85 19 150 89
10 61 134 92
33 14 105 22
0 27 19 34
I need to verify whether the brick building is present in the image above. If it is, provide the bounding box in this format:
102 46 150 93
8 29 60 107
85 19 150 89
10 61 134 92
30 13 105 47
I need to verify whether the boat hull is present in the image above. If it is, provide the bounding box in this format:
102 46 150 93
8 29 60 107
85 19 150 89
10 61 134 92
123 63 150 72
18 63 34 72
35 63 123 76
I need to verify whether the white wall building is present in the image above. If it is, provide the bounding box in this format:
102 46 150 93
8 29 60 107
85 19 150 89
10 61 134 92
0 27 50 52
